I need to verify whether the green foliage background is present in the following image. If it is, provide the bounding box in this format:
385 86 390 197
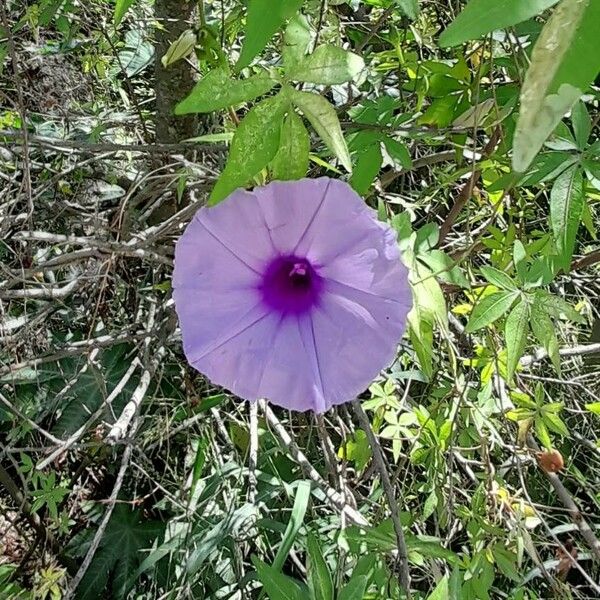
0 0 599 598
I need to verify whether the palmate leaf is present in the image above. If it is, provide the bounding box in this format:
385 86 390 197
465 290 519 333
52 344 139 437
290 89 352 172
77 506 164 600
271 110 310 180
209 92 290 204
175 67 276 115
505 299 530 381
550 165 584 270
306 534 334 600
287 45 364 85
236 0 304 71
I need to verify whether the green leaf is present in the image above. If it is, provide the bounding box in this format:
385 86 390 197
535 417 552 449
439 0 559 47
571 100 591 149
465 291 519 333
426 576 449 600
272 481 311 571
338 429 372 471
505 300 530 381
271 111 310 180
290 89 352 172
287 45 364 85
236 0 304 71
530 301 561 374
395 0 420 20
534 290 585 323
350 144 382 195
210 93 289 204
307 534 334 600
383 137 412 169
161 29 196 68
409 312 434 379
78 506 163 600
114 30 154 77
412 262 448 330
176 68 275 114
585 403 600 415
252 557 304 600
550 165 584 269
512 0 600 172
480 266 518 291
283 13 311 69
114 0 136 27
338 575 369 600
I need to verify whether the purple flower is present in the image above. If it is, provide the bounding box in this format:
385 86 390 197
173 177 412 413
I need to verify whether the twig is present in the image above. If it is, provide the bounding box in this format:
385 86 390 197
528 438 600 563
260 401 368 527
106 346 164 443
248 401 258 504
438 127 501 245
351 399 411 595
36 357 141 470
520 343 600 368
64 418 138 598
0 130 223 155
571 249 600 271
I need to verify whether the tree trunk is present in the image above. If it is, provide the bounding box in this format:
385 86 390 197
154 0 198 144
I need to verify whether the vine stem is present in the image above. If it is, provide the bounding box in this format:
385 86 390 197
351 399 411 597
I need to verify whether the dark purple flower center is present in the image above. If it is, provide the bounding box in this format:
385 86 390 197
259 255 322 314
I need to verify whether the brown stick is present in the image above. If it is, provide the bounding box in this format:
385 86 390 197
438 127 501 245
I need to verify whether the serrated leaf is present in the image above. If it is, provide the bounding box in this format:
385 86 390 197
439 0 559 47
252 557 304 600
283 13 311 69
307 534 333 600
114 0 137 27
290 89 352 172
550 165 584 270
480 266 518 291
236 0 304 71
287 45 364 85
271 111 310 180
530 301 561 374
350 144 382 195
176 68 275 114
505 300 530 381
512 0 600 172
210 93 289 204
465 290 519 333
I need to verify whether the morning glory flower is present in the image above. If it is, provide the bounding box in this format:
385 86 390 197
173 177 412 413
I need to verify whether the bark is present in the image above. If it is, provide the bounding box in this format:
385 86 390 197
154 0 198 143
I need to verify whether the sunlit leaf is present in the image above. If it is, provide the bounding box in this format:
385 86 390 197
290 89 352 172
439 0 559 47
512 0 600 172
